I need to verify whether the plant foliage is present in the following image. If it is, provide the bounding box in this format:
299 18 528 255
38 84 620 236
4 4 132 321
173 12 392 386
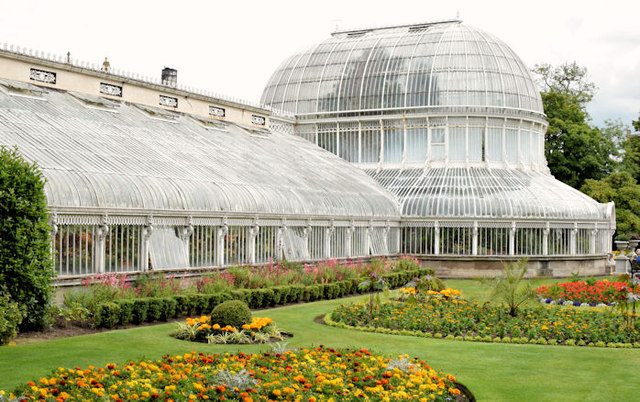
0 146 53 331
482 259 537 317
210 300 251 329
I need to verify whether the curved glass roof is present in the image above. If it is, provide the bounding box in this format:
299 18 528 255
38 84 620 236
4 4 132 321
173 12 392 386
0 85 399 218
365 167 609 220
262 21 543 116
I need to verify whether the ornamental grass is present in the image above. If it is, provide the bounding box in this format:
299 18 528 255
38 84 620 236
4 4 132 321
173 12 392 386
6 347 465 401
331 290 640 345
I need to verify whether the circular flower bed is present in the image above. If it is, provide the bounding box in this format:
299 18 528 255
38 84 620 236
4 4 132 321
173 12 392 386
536 279 638 306
173 315 287 344
6 347 468 401
330 289 640 347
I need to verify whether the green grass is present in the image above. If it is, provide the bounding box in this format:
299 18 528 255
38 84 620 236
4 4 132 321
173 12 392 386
1 279 639 401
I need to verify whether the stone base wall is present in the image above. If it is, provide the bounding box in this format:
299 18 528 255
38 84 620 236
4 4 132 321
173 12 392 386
418 255 611 279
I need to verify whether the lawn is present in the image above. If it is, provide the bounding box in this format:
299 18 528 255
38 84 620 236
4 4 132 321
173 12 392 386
1 277 638 401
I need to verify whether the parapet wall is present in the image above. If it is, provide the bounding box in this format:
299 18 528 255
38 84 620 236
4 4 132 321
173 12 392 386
419 255 610 279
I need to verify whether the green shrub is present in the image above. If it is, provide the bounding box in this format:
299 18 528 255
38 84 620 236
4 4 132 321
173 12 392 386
95 303 121 328
210 300 251 328
159 297 178 321
272 286 290 305
0 290 25 344
146 298 164 322
131 299 149 324
288 285 305 303
174 295 197 316
115 299 135 325
229 289 251 304
0 146 53 331
304 285 321 301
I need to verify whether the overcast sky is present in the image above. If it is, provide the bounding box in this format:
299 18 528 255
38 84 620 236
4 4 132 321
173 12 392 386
1 0 638 128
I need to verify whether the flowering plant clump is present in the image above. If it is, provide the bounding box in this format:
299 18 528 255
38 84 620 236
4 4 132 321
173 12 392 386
331 290 640 346
5 347 466 401
536 279 639 305
397 287 461 304
174 315 284 344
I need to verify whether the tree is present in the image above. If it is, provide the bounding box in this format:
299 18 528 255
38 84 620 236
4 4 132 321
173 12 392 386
532 61 597 113
0 146 53 331
632 114 640 132
542 92 616 189
581 172 640 235
622 134 640 183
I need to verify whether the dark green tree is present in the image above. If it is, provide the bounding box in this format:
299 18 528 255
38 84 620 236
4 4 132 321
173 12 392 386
632 114 640 132
542 92 616 189
532 61 597 112
581 171 640 235
622 134 640 183
0 146 53 331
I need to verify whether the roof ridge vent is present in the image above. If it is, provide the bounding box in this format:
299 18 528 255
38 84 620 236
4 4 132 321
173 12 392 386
331 19 461 36
408 24 432 33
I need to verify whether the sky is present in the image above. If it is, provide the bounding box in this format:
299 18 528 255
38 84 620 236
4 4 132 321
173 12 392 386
1 0 638 128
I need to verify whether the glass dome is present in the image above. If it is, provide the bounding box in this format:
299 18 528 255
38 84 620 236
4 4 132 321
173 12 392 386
262 20 615 252
262 20 543 117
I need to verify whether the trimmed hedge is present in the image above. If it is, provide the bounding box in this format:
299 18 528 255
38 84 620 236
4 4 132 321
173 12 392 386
93 267 432 328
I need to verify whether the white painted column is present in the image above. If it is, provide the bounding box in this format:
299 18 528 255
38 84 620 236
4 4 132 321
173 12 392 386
472 221 478 256
95 214 110 274
141 215 154 271
216 219 228 267
509 221 516 256
542 222 550 256
434 221 440 256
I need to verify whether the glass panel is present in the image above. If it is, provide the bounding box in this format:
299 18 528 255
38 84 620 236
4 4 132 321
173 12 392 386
406 127 427 163
449 127 465 161
469 127 483 162
383 126 403 163
505 128 518 163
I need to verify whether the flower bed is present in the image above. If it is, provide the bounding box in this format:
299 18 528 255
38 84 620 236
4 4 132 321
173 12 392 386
536 279 639 305
173 315 287 344
62 257 430 329
330 289 640 347
5 347 467 401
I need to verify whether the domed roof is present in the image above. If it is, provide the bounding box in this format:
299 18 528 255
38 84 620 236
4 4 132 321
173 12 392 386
261 20 543 117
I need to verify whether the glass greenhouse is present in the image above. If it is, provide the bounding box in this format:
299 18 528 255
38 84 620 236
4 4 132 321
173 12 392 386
262 20 615 262
0 76 400 278
0 20 615 279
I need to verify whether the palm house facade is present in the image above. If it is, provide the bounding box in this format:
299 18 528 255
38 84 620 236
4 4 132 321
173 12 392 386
262 20 614 275
0 20 614 280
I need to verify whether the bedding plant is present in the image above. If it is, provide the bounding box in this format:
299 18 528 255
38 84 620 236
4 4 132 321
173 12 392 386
172 300 286 345
331 286 640 347
5 347 466 401
536 278 640 305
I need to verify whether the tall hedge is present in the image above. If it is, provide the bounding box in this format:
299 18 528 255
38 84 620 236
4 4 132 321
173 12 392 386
0 146 53 331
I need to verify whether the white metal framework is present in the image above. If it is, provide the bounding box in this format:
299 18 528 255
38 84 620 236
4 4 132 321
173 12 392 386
0 79 401 277
262 20 615 260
